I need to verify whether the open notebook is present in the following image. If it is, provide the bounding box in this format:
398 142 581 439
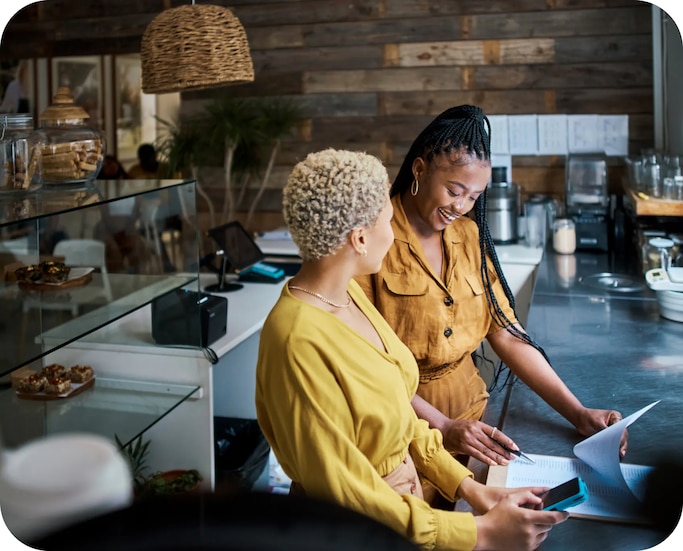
486 401 659 523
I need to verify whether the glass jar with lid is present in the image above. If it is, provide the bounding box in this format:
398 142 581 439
552 218 576 254
0 113 41 194
34 87 105 187
645 237 675 271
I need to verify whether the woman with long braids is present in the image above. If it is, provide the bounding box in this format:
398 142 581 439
355 105 625 483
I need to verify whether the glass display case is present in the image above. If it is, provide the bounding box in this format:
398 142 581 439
0 179 202 449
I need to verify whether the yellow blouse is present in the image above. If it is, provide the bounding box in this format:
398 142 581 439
355 194 518 421
256 280 477 551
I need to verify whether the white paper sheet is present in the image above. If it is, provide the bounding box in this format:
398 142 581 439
573 400 659 494
508 114 539 155
538 114 568 155
599 115 629 156
568 114 600 153
488 115 510 155
492 401 660 522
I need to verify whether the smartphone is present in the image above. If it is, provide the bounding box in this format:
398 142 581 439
541 476 589 511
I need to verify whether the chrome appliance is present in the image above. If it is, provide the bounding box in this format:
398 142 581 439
487 166 519 244
565 153 610 251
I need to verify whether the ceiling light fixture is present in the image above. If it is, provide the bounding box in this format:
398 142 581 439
140 2 254 94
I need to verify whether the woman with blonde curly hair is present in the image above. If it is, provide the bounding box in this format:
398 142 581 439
255 148 567 551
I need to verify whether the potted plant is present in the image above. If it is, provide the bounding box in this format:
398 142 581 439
155 96 304 230
115 434 202 497
202 97 263 225
144 469 202 496
242 97 304 228
115 433 151 495
155 115 219 230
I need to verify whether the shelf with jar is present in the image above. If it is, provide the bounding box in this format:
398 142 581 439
623 153 683 217
622 181 683 217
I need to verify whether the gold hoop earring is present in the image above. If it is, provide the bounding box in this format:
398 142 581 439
411 178 419 196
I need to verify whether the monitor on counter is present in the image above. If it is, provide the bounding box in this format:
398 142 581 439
207 221 265 273
204 221 265 292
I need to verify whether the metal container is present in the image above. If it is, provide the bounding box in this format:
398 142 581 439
486 167 518 244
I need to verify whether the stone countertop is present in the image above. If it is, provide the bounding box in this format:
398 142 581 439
475 248 683 550
532 247 656 301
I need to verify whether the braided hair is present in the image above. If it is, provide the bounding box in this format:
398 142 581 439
392 104 551 365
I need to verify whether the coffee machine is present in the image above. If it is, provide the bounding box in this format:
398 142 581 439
565 153 610 251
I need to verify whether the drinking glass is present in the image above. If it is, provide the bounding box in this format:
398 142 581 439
525 201 547 248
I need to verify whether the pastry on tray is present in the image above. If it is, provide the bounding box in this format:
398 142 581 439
10 367 36 389
44 376 72 395
41 363 66 379
14 264 42 283
17 374 48 393
67 365 94 383
40 261 71 283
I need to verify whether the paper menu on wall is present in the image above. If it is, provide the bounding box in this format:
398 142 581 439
486 401 660 523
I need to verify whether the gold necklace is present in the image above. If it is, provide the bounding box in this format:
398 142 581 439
288 285 351 308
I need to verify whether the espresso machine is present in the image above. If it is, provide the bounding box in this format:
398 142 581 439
565 153 610 251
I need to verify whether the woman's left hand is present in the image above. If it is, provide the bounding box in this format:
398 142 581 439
574 408 628 458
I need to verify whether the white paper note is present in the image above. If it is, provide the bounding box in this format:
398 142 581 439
538 114 568 155
598 115 629 156
508 114 538 155
490 401 661 522
488 115 510 155
568 114 600 153
573 400 659 495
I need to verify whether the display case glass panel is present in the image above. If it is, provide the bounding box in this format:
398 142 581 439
0 179 201 378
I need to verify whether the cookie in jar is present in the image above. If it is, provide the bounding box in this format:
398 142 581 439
0 113 41 194
35 87 105 186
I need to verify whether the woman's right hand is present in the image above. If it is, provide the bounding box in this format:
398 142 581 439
440 418 518 465
473 488 569 551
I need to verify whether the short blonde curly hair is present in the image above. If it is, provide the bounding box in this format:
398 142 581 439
283 148 389 260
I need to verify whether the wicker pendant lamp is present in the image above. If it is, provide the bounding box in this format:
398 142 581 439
141 3 254 94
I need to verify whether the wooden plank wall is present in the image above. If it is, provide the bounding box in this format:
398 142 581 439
1 0 655 229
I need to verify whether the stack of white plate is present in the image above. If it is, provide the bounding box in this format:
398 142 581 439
656 289 683 322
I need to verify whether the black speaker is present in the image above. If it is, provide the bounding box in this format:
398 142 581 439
152 289 227 348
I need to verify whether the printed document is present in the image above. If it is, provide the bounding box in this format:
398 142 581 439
487 401 659 522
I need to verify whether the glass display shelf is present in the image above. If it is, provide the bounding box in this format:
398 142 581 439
0 179 190 227
1 273 200 377
0 179 199 379
0 179 206 474
0 377 200 449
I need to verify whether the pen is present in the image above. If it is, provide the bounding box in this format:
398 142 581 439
491 437 536 463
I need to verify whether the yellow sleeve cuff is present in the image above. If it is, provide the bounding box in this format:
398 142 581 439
432 510 477 551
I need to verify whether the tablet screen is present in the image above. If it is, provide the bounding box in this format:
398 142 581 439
207 221 264 272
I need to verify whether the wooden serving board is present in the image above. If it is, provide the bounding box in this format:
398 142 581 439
18 270 92 291
16 376 95 401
